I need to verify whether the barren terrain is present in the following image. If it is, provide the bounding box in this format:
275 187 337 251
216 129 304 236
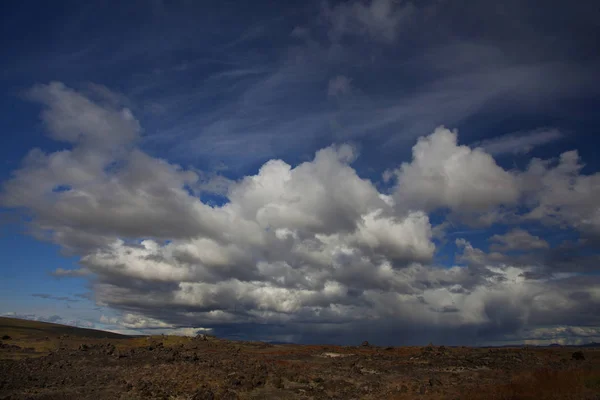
1 317 599 399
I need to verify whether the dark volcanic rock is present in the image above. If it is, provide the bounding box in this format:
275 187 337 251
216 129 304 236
0 343 21 350
191 385 214 400
271 375 283 389
429 376 442 386
1 336 599 399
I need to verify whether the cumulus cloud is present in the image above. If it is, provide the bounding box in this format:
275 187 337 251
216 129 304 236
26 82 140 150
393 126 519 214
118 313 175 329
1 80 232 254
99 313 210 336
455 238 507 267
2 83 600 345
520 150 600 237
489 229 550 252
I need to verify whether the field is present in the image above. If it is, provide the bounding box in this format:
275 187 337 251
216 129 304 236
1 317 599 399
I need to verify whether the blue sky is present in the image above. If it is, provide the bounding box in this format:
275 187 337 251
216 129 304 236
1 0 599 345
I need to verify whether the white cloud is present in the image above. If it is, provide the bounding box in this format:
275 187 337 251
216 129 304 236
26 82 140 150
520 150 600 236
393 126 520 213
119 313 174 329
3 83 600 345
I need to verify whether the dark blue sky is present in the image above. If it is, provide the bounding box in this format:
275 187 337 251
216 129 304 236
1 0 599 344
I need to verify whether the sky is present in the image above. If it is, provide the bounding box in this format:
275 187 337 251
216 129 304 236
0 0 599 345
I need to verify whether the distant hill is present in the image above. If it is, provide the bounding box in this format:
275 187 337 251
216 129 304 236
577 342 600 348
531 342 600 348
0 317 131 340
483 342 600 349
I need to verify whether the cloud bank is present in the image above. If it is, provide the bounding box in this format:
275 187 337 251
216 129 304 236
2 82 600 345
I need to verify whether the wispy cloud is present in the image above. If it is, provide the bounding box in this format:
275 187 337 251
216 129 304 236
51 268 91 278
31 293 80 303
474 128 564 155
321 0 416 43
328 75 353 97
26 0 587 173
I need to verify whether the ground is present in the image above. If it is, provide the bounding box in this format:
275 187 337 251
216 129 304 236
1 317 599 399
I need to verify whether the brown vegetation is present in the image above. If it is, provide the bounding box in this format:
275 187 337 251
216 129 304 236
1 317 599 399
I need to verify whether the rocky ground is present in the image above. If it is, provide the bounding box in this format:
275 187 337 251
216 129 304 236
1 332 600 400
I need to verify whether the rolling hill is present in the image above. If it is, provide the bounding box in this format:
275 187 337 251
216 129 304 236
0 316 130 340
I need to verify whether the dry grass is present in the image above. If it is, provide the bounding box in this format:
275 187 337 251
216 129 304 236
0 317 128 340
467 368 600 400
3 317 600 399
0 316 131 359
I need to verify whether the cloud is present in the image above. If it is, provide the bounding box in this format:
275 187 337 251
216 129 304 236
99 313 209 336
489 229 549 252
3 83 600 345
51 268 91 278
328 75 353 97
516 326 600 346
456 234 600 278
26 82 140 150
99 315 119 325
474 128 564 155
3 83 199 254
393 126 519 213
108 1 600 174
4 0 598 178
31 293 80 302
322 0 415 43
116 313 172 329
519 150 600 237
290 26 309 39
